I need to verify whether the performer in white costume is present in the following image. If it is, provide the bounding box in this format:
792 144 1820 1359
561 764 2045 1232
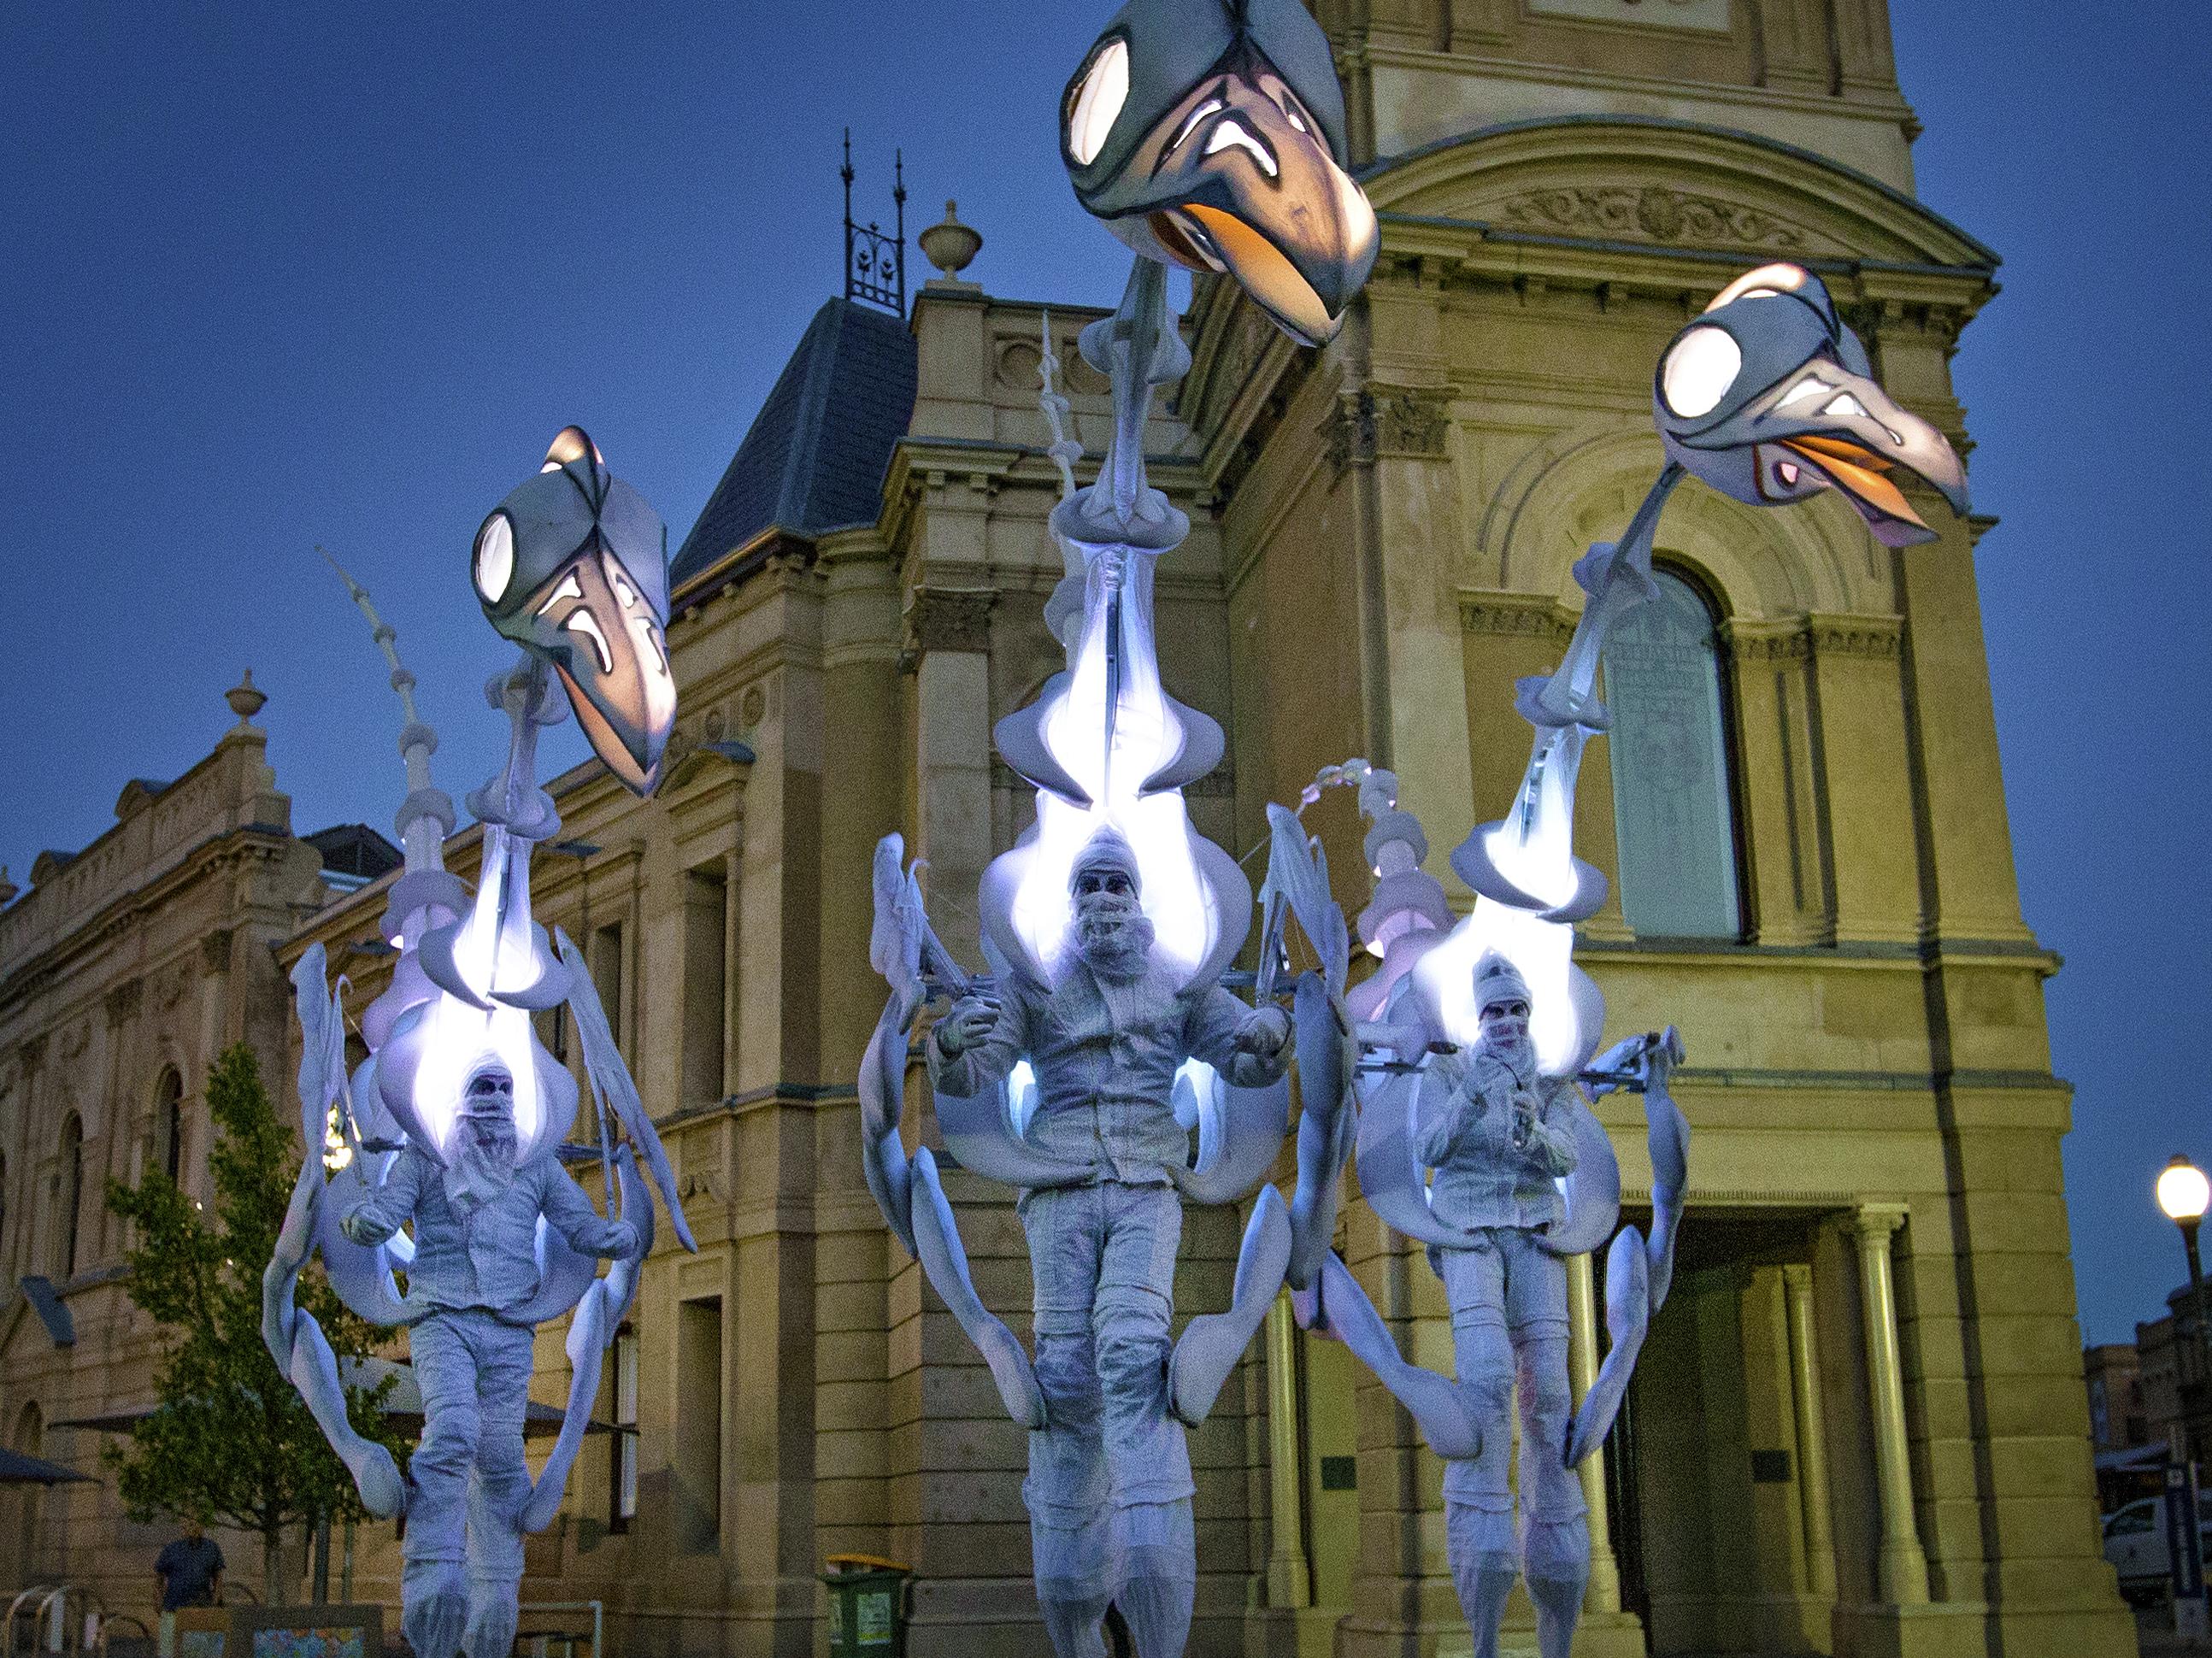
339 1061 638 1658
1418 952 1587 1657
929 828 1290 1658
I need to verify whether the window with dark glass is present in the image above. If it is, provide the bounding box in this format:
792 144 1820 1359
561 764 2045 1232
610 1326 638 1531
1602 567 1744 939
56 1116 83 1279
156 1067 184 1184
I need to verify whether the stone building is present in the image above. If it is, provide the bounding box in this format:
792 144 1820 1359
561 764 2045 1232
0 2 2131 1655
0 677 396 1605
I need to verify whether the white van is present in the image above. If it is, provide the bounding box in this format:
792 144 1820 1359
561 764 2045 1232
2103 1496 2212 1602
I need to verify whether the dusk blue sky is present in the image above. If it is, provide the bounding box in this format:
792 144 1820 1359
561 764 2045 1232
2 4 2204 1346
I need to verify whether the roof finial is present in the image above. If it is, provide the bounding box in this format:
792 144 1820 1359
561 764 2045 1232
919 200 983 283
841 132 908 316
226 668 267 725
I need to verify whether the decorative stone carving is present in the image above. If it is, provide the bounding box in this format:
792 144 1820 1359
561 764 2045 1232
1808 613 1904 661
903 587 997 658
739 684 768 730
1458 591 1575 641
1499 185 1809 251
1321 391 1378 470
1323 387 1455 471
1721 616 1812 662
103 979 142 1027
200 929 234 972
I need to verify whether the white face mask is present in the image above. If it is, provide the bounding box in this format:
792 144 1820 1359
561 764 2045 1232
1071 880 1153 981
1479 998 1533 1071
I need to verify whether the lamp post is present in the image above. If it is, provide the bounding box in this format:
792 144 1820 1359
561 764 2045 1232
2158 1155 2211 1639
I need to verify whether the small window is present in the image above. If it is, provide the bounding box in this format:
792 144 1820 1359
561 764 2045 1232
1603 567 1744 939
155 1067 185 1185
610 1326 638 1532
56 1116 83 1279
590 923 626 1060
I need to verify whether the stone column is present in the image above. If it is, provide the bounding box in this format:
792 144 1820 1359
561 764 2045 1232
1782 1263 1837 1598
1264 1291 1313 1610
904 585 997 972
1850 1206 1928 1604
1567 1250 1623 1614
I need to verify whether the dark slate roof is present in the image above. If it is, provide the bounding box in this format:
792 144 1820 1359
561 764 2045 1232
671 297 918 589
304 823 402 885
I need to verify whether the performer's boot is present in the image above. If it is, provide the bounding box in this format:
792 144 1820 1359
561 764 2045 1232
1038 1595 1113 1658
1514 1331 1590 1658
1110 1496 1195 1658
1444 1499 1520 1658
399 1558 468 1658
1521 1521 1590 1658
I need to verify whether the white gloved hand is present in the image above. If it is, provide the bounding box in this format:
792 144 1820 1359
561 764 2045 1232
935 994 1001 1057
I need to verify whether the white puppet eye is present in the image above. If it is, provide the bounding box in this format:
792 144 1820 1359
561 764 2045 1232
1166 95 1224 156
565 609 614 674
1660 326 1741 419
602 549 639 610
1203 120 1277 177
1777 374 1830 409
1821 391 1870 420
1067 37 1128 167
474 514 514 603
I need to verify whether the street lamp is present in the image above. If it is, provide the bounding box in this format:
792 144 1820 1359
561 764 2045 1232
2160 1155 2212 1350
2159 1155 2212 1636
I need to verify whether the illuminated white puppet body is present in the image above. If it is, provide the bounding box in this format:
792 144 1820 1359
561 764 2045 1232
929 831 1290 1656
264 432 693 1658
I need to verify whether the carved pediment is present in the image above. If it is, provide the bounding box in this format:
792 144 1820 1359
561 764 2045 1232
1366 118 1999 274
1497 185 1810 253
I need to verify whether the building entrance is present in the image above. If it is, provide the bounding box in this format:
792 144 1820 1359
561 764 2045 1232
1608 1211 1848 1657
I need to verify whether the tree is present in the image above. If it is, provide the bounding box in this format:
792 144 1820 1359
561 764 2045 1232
104 1042 407 1603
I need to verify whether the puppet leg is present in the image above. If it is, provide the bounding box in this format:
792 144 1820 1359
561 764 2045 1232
1023 1187 1113 1658
1504 1234 1587 1658
1440 1239 1518 1658
403 1314 476 1658
462 1313 536 1658
1095 1184 1193 1658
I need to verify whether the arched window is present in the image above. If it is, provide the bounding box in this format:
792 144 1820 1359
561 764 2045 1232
1603 567 1744 939
155 1067 185 1185
55 1116 82 1280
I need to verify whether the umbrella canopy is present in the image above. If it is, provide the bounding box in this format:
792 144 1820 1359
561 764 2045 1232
0 1447 96 1485
56 1359 597 1438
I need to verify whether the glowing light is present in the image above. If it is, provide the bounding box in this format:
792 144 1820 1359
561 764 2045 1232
1414 899 1580 1074
322 1101 353 1174
1008 1060 1039 1138
474 514 514 603
1660 326 1740 420
1706 262 1808 312
1067 37 1128 167
2160 1156 2210 1223
408 993 544 1165
1012 551 1218 978
1419 728 1592 1073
